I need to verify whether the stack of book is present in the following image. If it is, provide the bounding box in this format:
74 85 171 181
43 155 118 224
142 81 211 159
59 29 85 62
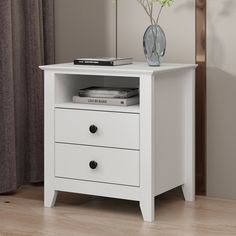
72 87 139 106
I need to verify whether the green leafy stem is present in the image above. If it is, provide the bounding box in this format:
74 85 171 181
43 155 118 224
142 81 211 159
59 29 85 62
137 0 174 25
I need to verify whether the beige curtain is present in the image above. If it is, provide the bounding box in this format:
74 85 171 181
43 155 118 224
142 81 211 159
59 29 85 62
0 0 54 193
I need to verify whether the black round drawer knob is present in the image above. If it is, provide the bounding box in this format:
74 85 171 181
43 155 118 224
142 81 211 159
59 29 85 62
89 161 98 170
89 125 98 134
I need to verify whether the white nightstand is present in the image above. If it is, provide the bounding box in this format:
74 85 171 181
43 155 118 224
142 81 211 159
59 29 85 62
40 62 197 222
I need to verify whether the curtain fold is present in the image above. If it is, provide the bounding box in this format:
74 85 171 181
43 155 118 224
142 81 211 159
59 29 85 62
0 0 55 193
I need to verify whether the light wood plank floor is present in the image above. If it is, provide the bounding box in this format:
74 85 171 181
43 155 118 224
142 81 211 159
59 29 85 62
0 185 236 236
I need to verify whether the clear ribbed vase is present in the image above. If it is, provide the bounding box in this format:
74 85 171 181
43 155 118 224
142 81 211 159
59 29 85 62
143 24 166 66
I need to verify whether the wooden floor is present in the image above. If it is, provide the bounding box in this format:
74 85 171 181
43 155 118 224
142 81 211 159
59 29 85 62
0 185 236 236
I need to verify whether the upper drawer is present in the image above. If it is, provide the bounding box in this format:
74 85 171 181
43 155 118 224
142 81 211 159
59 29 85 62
55 109 139 150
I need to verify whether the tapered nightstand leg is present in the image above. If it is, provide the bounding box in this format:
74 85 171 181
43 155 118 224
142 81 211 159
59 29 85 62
140 197 155 222
44 189 58 207
182 184 195 201
140 76 155 222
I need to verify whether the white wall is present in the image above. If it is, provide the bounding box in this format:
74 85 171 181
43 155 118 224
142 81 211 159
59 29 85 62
207 0 236 199
55 0 195 63
55 0 116 63
117 0 195 63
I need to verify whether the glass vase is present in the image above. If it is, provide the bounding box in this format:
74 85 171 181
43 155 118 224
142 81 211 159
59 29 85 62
143 24 166 66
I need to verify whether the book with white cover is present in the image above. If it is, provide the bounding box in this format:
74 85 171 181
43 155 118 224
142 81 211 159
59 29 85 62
72 95 139 106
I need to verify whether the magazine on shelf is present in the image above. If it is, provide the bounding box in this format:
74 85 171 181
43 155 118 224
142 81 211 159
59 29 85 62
73 95 139 106
74 57 133 66
78 86 139 98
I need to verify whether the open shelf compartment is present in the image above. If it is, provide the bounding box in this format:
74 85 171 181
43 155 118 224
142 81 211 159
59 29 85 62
54 73 140 113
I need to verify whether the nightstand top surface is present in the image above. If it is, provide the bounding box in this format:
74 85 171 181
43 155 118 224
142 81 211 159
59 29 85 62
40 62 197 76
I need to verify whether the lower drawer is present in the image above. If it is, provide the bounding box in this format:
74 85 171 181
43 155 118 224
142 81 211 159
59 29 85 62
55 143 140 187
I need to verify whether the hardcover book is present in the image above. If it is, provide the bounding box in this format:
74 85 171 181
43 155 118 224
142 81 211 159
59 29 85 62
72 95 139 106
78 87 139 98
74 57 133 66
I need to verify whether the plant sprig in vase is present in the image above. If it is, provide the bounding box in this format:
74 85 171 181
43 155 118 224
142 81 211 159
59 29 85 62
137 0 174 66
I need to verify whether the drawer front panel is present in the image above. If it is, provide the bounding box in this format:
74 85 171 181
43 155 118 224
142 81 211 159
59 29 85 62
55 109 139 149
55 143 140 186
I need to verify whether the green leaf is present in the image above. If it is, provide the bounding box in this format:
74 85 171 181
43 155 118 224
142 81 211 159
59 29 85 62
159 0 174 7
